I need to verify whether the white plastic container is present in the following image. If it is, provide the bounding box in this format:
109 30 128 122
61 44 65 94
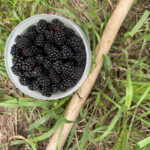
5 14 91 100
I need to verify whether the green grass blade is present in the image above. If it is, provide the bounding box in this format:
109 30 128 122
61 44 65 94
30 0 40 16
136 137 150 150
91 108 123 142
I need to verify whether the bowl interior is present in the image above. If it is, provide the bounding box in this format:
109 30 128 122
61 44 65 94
5 14 91 100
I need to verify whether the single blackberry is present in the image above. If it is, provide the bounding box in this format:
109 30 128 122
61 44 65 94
12 56 24 65
37 76 51 87
63 77 76 89
46 46 61 60
74 50 86 65
52 84 59 93
61 45 73 59
45 23 54 42
54 30 66 45
44 42 51 53
24 71 32 78
31 45 42 55
31 66 43 77
21 46 34 57
62 62 75 76
52 60 62 74
15 35 31 49
34 34 45 47
29 80 40 91
35 54 44 64
64 27 75 38
70 67 84 80
22 58 36 71
59 82 67 92
24 25 37 40
43 57 52 70
49 69 61 84
36 20 47 33
66 36 84 53
41 86 52 97
19 77 30 86
51 19 64 31
11 65 23 77
11 45 21 56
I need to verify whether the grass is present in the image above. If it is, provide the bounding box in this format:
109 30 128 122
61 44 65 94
0 0 150 149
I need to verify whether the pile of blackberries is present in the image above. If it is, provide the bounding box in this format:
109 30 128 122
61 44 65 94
11 19 86 97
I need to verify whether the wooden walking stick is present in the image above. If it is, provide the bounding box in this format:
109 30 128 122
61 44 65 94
46 0 134 149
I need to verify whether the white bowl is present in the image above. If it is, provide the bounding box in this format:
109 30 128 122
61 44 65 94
5 14 91 100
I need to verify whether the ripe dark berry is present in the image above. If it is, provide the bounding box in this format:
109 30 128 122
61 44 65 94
54 30 66 45
22 58 36 71
66 36 84 53
41 86 52 97
12 56 24 65
43 57 52 70
29 80 40 90
52 84 59 93
11 65 23 77
11 45 21 56
34 34 45 47
46 46 61 60
61 45 73 59
62 62 75 76
74 50 86 65
19 77 30 86
24 25 37 40
59 82 67 92
35 54 44 64
45 24 54 42
63 77 76 88
51 19 64 31
53 60 62 74
37 76 51 87
36 20 47 33
24 71 32 78
15 35 31 49
31 66 43 77
49 69 61 84
64 27 75 38
70 67 84 80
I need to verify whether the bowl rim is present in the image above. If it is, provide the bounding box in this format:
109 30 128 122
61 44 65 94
5 14 91 100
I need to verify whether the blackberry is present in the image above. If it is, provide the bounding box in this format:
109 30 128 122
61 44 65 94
61 45 73 59
34 34 45 47
51 19 64 31
66 36 84 53
62 62 75 76
52 60 62 74
35 54 44 64
70 67 84 80
19 77 30 86
49 69 61 84
32 45 42 55
29 80 40 90
24 71 32 78
54 30 66 45
59 82 67 92
15 35 31 49
11 45 21 56
45 23 54 42
41 86 52 97
64 27 75 38
22 58 36 71
74 50 86 65
37 76 51 87
43 57 52 70
12 56 24 65
46 46 61 60
63 77 76 88
21 46 34 57
36 20 47 33
31 66 43 77
24 25 37 40
52 84 59 93
11 65 23 77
